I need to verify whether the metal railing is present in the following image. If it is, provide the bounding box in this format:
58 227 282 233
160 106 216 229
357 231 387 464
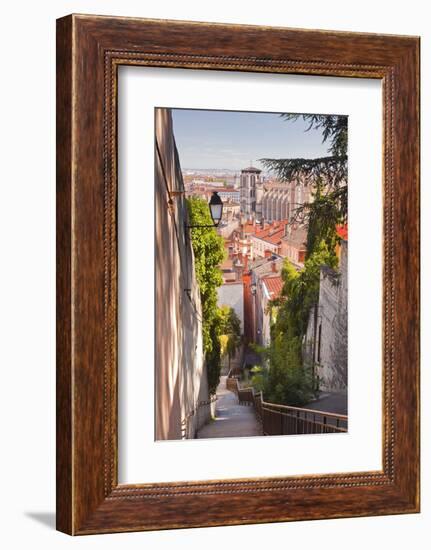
226 373 347 435
258 398 347 435
226 376 240 393
237 387 255 406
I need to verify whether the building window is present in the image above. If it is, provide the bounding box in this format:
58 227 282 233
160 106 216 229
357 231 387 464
317 324 322 363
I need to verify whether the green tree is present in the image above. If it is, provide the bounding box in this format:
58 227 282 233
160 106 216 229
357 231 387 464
253 113 347 405
264 333 313 406
186 197 225 353
280 241 338 337
219 305 242 371
305 179 343 259
186 197 226 394
249 366 266 393
261 114 348 224
254 241 338 406
205 315 223 396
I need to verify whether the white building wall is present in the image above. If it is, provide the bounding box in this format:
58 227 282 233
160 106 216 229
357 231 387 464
217 282 244 334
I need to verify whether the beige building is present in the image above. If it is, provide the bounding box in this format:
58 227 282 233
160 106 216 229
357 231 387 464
249 220 288 258
240 166 262 216
222 201 241 221
261 181 312 222
280 225 307 267
155 108 213 440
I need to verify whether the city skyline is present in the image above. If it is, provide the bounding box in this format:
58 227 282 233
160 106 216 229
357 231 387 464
172 108 334 171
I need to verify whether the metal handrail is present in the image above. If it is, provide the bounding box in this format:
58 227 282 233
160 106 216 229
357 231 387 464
224 374 347 434
226 383 347 434
260 399 348 421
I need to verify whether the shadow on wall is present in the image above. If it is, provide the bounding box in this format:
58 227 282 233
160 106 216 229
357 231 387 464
154 108 211 441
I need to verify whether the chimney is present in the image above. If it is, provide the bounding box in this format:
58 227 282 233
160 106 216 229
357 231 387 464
271 261 277 273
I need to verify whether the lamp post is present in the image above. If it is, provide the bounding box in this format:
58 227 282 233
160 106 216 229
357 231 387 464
208 191 223 227
186 192 224 229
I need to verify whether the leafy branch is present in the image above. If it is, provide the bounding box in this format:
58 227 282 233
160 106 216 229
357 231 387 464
260 113 348 222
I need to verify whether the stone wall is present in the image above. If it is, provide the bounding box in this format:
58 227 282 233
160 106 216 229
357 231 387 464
304 240 348 391
155 108 211 440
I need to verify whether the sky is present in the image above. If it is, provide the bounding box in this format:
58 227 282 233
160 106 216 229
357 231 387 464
171 108 333 171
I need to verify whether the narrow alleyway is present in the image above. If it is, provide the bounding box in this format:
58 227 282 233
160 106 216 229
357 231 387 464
197 376 262 439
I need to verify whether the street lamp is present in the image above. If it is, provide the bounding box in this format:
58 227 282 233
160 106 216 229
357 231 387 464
186 192 224 229
209 192 223 227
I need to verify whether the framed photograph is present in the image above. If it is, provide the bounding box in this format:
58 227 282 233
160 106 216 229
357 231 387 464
56 14 420 535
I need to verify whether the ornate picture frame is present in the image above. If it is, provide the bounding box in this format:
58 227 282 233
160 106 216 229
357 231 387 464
56 14 420 534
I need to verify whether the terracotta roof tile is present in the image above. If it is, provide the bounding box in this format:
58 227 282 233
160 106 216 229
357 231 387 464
262 275 284 300
251 220 289 244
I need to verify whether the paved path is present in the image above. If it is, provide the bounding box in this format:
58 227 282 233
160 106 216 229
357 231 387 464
197 376 262 439
305 391 347 416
